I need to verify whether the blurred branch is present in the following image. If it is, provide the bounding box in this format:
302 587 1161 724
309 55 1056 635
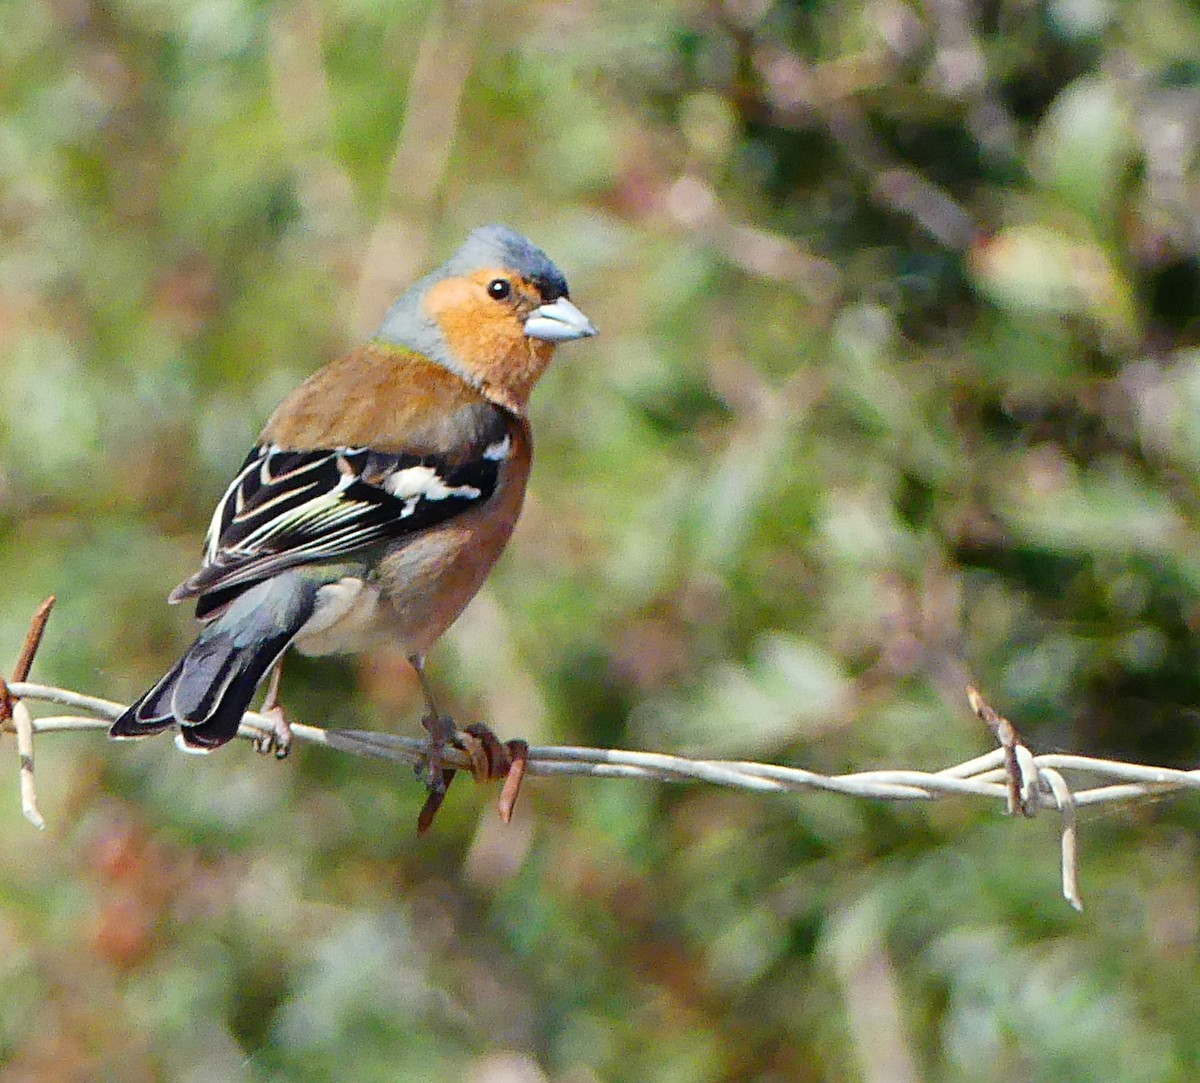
920 0 1019 160
352 0 484 335
665 174 842 307
268 0 359 311
8 602 1200 911
751 44 980 249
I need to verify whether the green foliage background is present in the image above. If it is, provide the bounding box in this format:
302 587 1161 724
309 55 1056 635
4 0 1200 1079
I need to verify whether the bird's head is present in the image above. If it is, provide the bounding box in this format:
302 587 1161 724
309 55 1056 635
377 224 597 413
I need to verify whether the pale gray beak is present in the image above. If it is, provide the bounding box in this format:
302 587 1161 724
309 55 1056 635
524 297 598 342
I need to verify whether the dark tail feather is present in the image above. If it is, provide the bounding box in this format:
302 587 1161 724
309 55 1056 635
109 629 293 750
110 574 316 751
110 653 192 738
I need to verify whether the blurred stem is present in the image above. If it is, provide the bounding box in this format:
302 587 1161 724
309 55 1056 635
268 0 360 330
826 896 923 1083
353 0 486 336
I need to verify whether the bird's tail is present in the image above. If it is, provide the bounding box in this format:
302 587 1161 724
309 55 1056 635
110 574 317 752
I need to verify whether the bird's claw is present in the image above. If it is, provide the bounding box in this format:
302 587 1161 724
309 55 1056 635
253 705 293 759
418 710 458 794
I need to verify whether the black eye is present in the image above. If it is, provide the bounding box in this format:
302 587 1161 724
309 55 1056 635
487 278 511 300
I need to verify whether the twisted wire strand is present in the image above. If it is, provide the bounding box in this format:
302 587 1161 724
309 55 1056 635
9 679 1200 911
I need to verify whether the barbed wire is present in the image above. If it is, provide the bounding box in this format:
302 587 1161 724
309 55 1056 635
5 598 1200 912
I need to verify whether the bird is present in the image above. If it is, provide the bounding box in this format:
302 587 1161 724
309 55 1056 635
110 224 597 794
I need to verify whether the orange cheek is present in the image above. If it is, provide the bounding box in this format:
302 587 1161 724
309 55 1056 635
422 279 527 380
420 274 559 410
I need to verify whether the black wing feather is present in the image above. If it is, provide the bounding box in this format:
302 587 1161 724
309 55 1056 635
174 429 510 615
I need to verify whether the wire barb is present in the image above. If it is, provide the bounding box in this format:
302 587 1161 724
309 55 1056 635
968 685 1027 815
968 685 1085 909
1 597 56 830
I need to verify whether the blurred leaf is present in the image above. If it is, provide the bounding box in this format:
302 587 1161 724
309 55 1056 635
969 224 1139 343
999 457 1185 556
1031 76 1134 221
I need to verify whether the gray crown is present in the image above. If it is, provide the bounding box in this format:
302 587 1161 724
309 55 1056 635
374 225 572 372
441 224 569 301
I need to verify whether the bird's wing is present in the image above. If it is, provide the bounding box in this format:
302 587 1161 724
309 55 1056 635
171 432 514 610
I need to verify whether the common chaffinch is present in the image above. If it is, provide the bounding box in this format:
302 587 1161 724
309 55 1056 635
111 224 596 794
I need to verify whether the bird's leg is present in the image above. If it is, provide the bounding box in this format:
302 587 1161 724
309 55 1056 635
410 654 456 794
408 656 530 832
253 656 293 759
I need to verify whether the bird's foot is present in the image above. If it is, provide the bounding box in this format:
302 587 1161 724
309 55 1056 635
253 704 293 759
415 719 529 834
416 710 458 835
418 710 458 794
